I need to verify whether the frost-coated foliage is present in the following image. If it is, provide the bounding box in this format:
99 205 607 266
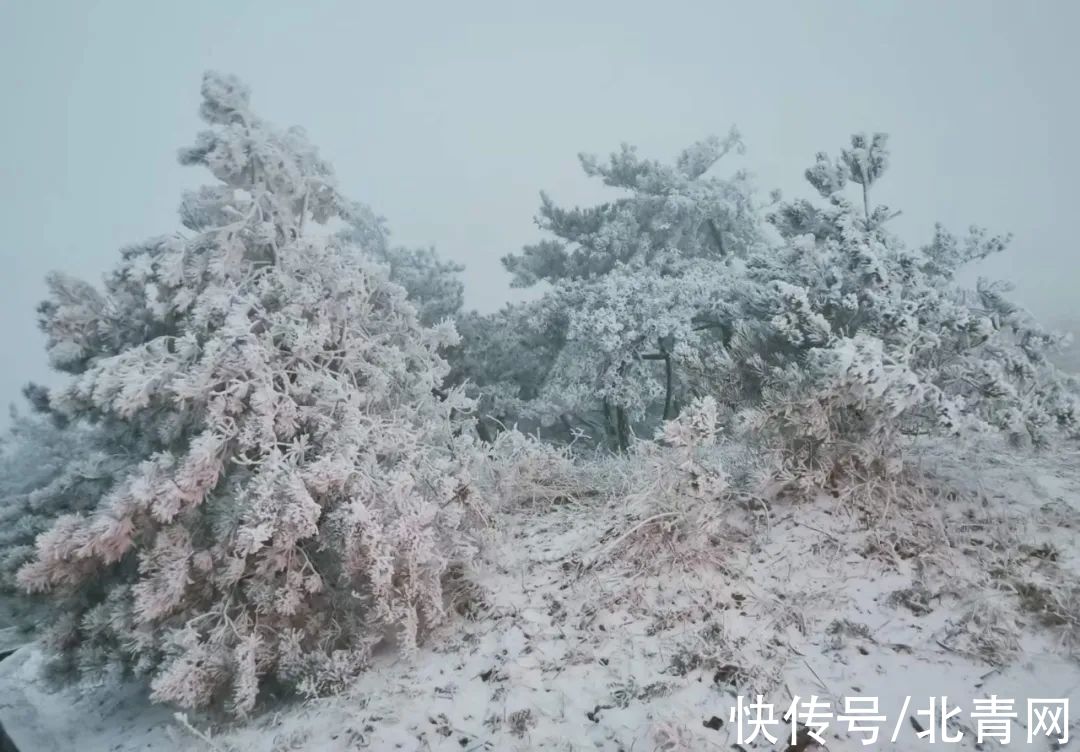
724 134 1079 485
0 405 130 628
451 130 1077 469
494 131 766 447
502 129 757 287
1048 317 1080 374
449 300 565 434
339 209 465 327
17 72 484 715
477 428 594 508
588 396 770 568
5 72 1077 725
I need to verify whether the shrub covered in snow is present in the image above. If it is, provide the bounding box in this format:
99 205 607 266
723 134 1079 487
477 427 598 508
15 72 484 715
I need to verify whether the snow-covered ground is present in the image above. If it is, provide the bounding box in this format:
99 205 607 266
2 436 1078 751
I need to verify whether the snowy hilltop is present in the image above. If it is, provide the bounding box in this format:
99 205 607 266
0 72 1077 751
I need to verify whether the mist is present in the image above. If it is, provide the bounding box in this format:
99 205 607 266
2 0 1078 423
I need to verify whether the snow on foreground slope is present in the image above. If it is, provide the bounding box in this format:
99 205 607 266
1 438 1078 751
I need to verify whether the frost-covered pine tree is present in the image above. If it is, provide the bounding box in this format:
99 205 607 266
500 131 764 448
339 209 465 327
447 300 565 442
725 134 1079 486
17 72 483 715
0 396 130 631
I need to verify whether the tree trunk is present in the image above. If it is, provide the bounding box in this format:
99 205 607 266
663 354 674 420
475 417 495 444
706 218 726 256
615 406 630 452
602 398 616 448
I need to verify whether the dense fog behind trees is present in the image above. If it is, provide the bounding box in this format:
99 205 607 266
3 1 1080 427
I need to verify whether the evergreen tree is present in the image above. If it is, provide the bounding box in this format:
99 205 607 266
499 131 764 448
18 72 483 715
340 210 465 327
0 398 129 631
725 134 1079 485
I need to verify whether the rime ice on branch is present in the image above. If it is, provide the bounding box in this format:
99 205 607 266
731 134 1079 485
17 72 484 715
492 131 764 448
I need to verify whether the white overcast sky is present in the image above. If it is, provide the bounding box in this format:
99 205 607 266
1 0 1077 421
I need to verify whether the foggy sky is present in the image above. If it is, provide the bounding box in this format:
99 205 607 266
1 0 1077 425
